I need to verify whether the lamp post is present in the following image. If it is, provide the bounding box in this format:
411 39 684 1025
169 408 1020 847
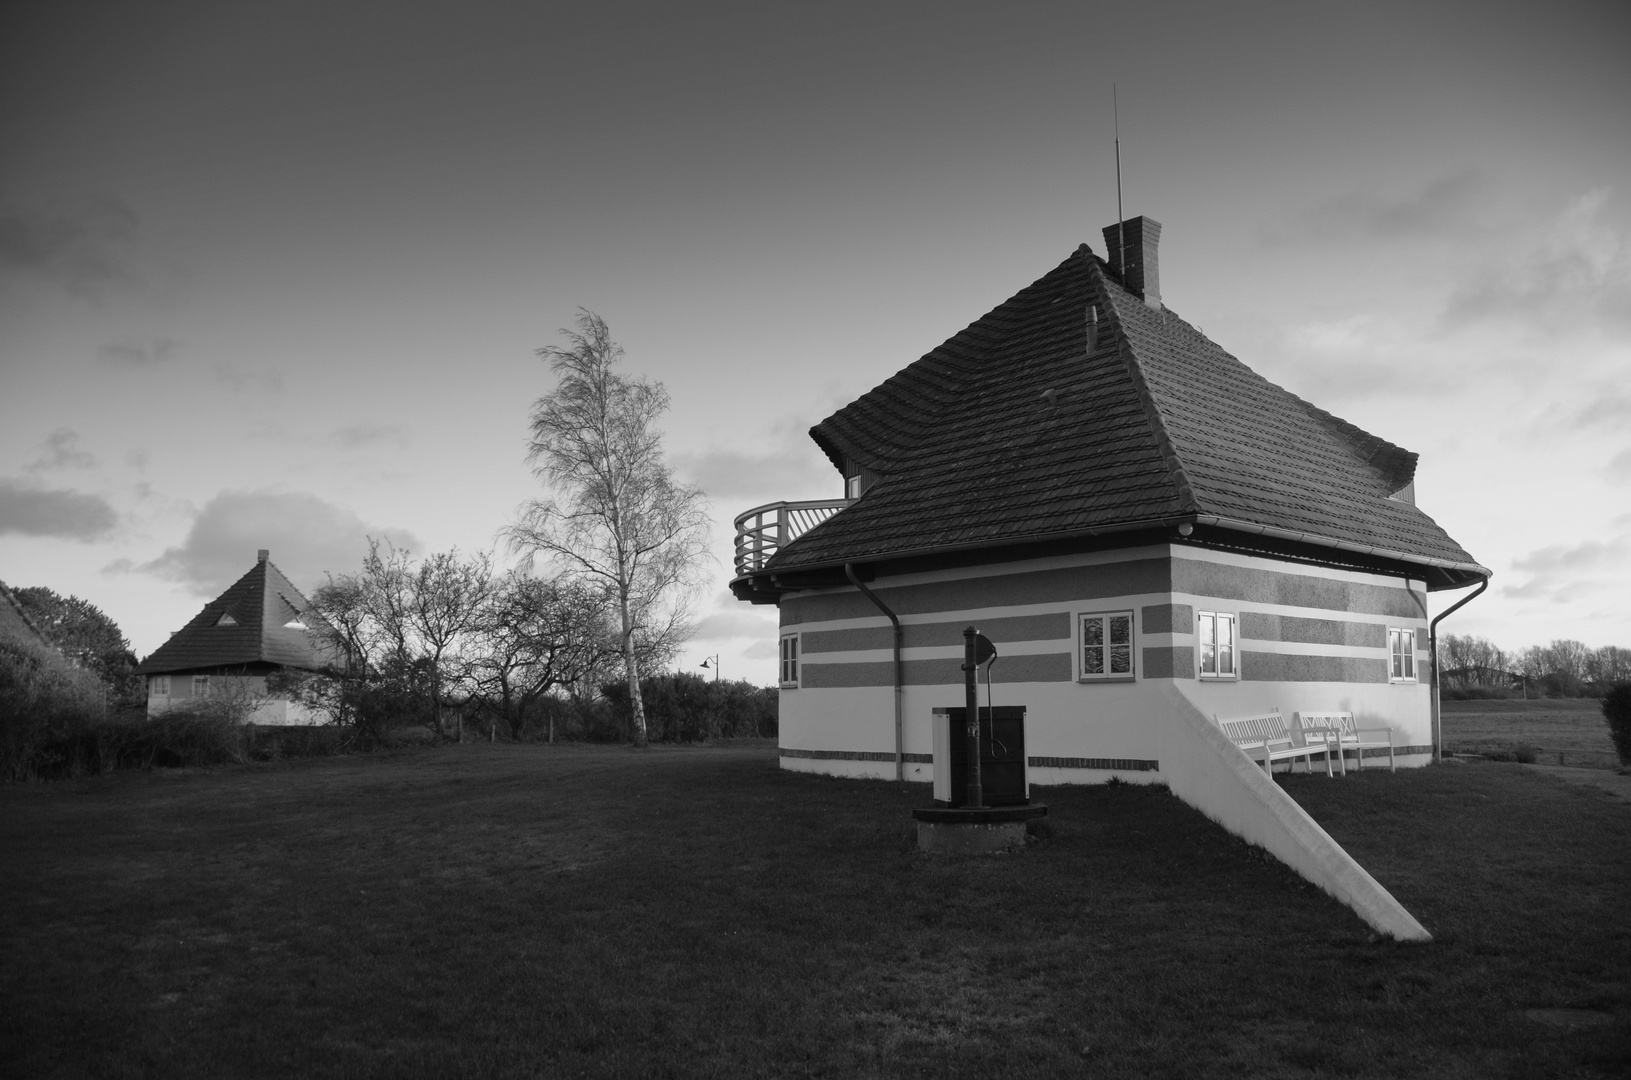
699 654 720 682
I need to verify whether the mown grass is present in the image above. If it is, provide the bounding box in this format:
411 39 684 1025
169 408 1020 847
1 742 1628 1079
1442 698 1620 769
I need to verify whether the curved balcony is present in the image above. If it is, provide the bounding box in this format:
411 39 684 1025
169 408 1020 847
734 499 851 577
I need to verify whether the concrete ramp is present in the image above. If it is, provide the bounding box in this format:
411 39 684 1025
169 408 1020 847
1151 684 1431 942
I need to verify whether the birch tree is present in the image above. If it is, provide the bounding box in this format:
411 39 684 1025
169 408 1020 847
506 310 710 747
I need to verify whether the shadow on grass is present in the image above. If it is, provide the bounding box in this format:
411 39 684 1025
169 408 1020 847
1 742 1627 1078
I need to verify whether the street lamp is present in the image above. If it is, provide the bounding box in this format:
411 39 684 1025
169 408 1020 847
699 654 720 682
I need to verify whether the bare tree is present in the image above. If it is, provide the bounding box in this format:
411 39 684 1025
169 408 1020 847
407 549 494 739
506 310 711 747
288 541 493 740
467 573 618 742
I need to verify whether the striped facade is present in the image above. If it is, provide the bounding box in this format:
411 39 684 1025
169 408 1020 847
776 544 1431 784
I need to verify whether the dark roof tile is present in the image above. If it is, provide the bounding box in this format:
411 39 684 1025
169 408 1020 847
136 558 332 674
767 245 1483 580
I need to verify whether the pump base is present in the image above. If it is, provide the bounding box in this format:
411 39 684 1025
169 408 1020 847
912 804 1047 854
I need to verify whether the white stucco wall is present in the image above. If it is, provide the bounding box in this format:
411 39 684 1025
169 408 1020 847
146 671 322 726
774 545 1434 781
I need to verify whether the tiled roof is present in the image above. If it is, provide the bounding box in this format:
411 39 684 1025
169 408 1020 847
769 245 1484 581
135 558 331 674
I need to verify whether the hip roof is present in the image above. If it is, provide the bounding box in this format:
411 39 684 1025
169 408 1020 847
768 245 1485 586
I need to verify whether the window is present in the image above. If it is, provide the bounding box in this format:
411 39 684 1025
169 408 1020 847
1389 628 1417 682
149 675 170 697
846 475 863 500
192 675 211 698
1080 611 1134 680
1198 611 1237 679
779 635 799 687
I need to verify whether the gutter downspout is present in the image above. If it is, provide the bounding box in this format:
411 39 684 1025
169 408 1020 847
1426 576 1489 764
846 563 904 782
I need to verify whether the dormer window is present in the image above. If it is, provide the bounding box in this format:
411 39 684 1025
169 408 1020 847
283 619 307 630
214 612 238 627
846 475 863 500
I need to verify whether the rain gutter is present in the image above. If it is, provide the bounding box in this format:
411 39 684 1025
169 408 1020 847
845 563 903 782
748 514 1489 591
1425 576 1490 764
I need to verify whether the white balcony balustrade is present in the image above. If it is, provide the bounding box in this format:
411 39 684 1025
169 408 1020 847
733 499 851 577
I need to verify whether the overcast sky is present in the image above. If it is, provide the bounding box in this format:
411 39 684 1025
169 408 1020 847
3 0 1628 684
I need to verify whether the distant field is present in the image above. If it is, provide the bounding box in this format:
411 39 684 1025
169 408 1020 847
1441 697 1621 769
2 741 1629 1078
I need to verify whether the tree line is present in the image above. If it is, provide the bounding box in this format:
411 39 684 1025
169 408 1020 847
276 539 771 746
1439 634 1631 698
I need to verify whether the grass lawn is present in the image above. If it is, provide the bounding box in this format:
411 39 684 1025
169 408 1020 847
2 742 1628 1079
1441 698 1621 769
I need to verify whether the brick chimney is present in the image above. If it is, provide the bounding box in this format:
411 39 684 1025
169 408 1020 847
257 549 269 563
1101 216 1162 309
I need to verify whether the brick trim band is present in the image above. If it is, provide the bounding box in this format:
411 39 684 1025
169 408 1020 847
1028 756 1160 771
779 748 934 763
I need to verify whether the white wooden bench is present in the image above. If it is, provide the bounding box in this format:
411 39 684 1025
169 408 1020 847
1216 709 1335 777
1296 711 1396 774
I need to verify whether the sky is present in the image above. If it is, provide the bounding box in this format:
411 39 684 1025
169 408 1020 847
2 0 1628 685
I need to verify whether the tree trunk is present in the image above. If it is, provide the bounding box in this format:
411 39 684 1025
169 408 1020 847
620 590 648 747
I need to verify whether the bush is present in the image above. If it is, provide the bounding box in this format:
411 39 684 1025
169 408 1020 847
1 634 107 781
246 724 346 760
601 673 778 743
1603 683 1631 767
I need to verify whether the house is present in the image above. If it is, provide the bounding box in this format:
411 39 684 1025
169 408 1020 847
135 550 332 725
730 219 1489 938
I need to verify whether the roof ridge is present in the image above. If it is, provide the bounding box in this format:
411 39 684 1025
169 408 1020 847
1093 259 1200 515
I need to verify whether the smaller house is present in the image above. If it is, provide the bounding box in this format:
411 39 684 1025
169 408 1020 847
136 550 331 725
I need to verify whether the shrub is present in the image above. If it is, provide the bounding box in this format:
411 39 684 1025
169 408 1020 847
1603 683 1631 767
0 634 107 781
601 674 778 743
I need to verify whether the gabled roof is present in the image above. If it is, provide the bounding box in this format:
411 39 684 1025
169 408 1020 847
760 244 1485 589
136 557 331 674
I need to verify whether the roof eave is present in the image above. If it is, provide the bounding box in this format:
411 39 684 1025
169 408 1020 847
732 512 1490 600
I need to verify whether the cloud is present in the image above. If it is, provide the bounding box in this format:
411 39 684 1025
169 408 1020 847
673 421 835 501
98 337 179 366
741 638 778 660
1608 448 1631 484
1572 393 1631 429
25 429 96 472
0 198 144 301
0 480 118 540
691 607 777 642
1440 189 1631 330
330 424 411 449
138 489 420 595
1505 538 1627 602
1267 171 1487 246
213 363 285 393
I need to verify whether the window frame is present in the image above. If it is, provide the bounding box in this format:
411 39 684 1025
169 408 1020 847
1197 610 1238 680
1389 627 1418 683
149 675 170 697
1079 610 1136 682
192 674 211 698
779 634 800 688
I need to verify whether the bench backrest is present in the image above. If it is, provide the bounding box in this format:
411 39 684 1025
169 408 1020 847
1297 711 1355 741
1216 709 1291 747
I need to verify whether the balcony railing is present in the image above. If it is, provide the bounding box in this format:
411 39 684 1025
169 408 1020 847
734 499 851 577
